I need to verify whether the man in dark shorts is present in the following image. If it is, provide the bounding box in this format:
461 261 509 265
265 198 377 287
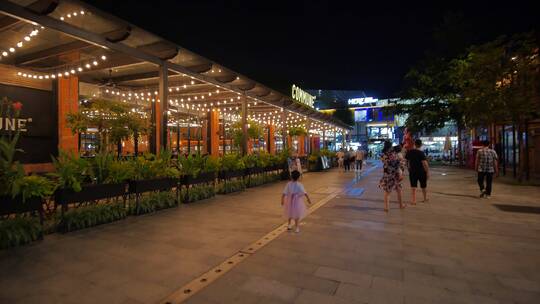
405 139 430 204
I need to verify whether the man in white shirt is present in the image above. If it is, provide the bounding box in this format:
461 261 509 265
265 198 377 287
354 147 364 171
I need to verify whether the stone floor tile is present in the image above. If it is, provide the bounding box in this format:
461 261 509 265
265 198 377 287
495 275 540 293
240 275 301 302
294 289 356 304
314 266 373 288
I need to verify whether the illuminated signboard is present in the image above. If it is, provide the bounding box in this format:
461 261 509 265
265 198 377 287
291 84 315 108
348 97 378 106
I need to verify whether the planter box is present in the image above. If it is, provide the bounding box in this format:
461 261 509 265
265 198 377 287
246 167 264 175
128 178 177 194
183 172 215 185
264 165 281 172
308 162 321 172
218 170 244 179
55 183 128 206
0 196 43 216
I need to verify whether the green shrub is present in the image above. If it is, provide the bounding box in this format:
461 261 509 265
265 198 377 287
106 160 134 184
246 174 265 188
243 154 258 168
12 175 55 202
132 191 177 215
216 179 245 194
60 202 127 232
50 151 90 192
0 217 42 249
181 184 215 203
264 172 281 183
220 153 245 171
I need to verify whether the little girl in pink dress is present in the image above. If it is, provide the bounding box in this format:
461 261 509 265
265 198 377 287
281 170 312 233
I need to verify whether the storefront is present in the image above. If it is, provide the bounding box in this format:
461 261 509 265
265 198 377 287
0 0 349 170
311 90 406 155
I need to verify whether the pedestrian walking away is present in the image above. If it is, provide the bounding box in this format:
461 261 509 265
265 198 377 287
337 148 345 171
288 153 303 179
475 140 498 198
405 139 430 204
281 170 312 233
379 140 404 212
347 148 356 171
343 148 352 172
354 146 364 171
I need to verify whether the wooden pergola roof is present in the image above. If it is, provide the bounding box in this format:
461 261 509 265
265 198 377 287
0 0 351 130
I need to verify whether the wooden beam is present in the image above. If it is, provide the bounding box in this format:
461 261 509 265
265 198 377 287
0 0 58 31
0 1 162 65
236 82 256 91
186 63 212 73
215 75 237 83
0 1 345 129
15 40 91 65
108 70 178 83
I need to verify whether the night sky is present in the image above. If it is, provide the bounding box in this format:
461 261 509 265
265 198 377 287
86 0 538 98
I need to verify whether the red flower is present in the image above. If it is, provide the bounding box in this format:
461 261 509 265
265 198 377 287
12 101 23 111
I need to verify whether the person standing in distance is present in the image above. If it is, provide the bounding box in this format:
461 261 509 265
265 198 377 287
405 139 430 204
354 146 364 171
475 140 498 198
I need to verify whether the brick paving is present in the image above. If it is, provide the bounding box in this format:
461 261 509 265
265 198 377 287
1 163 540 304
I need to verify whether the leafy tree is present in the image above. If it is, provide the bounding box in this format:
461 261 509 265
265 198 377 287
67 98 150 154
231 119 263 152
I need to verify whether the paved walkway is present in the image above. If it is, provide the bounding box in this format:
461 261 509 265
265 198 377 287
0 168 352 304
185 165 540 304
2 163 540 303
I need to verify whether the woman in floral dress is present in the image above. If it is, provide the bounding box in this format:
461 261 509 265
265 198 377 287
379 141 405 212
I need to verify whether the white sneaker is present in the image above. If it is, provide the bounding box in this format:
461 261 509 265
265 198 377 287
287 225 292 231
295 227 300 233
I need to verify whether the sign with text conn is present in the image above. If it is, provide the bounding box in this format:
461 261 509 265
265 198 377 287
291 84 315 108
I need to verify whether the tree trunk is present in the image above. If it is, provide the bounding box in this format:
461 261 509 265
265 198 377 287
512 124 517 178
134 131 139 156
457 126 463 166
117 140 122 158
518 122 524 182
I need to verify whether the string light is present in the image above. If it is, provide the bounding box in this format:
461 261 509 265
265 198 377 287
17 54 108 80
1 27 43 61
59 10 87 21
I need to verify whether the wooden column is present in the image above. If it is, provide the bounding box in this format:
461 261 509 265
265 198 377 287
209 110 220 157
287 135 292 151
241 95 248 155
298 135 305 156
57 75 78 153
281 109 287 150
158 63 168 152
202 114 208 154
306 119 311 155
267 125 276 154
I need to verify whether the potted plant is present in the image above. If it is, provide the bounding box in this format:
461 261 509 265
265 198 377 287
128 151 179 194
218 153 245 179
308 153 321 172
180 154 216 185
52 152 129 209
0 98 54 247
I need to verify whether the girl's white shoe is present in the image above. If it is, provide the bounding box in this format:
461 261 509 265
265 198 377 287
295 227 300 233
